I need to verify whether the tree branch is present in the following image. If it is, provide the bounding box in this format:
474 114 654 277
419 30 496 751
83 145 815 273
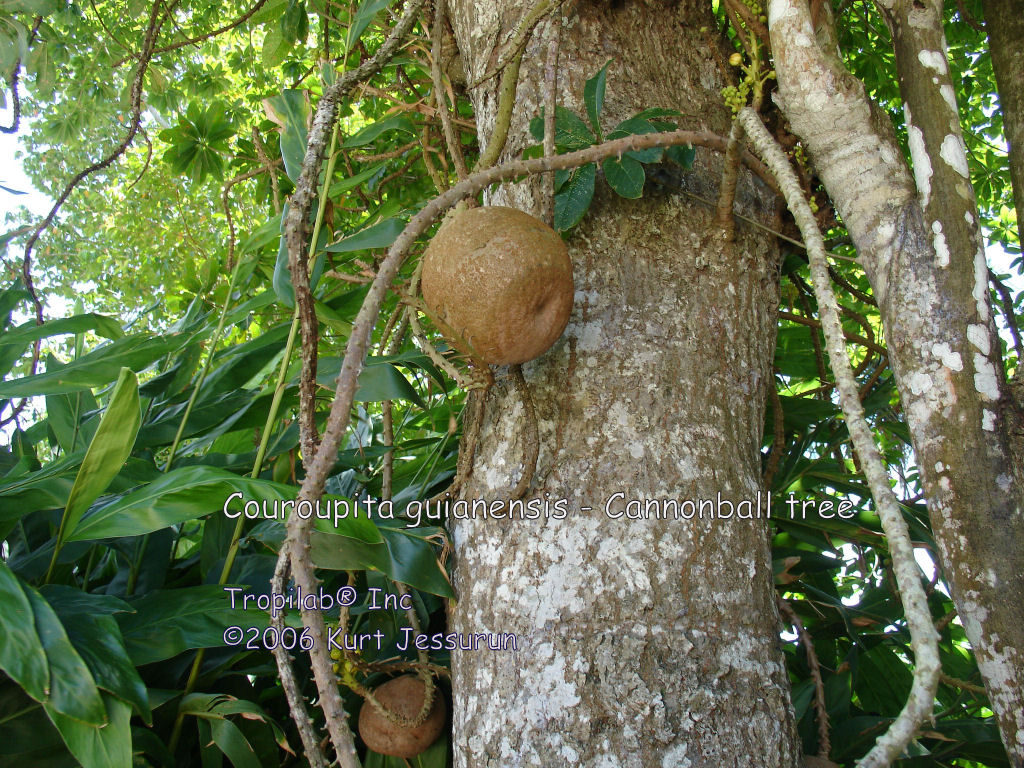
739 105 940 768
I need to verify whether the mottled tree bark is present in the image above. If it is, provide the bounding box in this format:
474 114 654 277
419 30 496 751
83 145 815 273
446 2 800 765
982 0 1024 216
769 0 1024 762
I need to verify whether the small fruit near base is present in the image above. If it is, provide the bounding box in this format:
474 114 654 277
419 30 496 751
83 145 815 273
421 205 573 365
357 675 446 758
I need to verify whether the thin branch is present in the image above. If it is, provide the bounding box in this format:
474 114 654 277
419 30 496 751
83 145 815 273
988 268 1024 362
778 597 831 758
252 127 282 215
717 120 745 238
466 0 563 90
739 106 940 768
430 0 468 180
278 3 427 765
779 310 886 356
510 364 539 499
475 0 564 170
269 547 329 768
763 372 786 487
114 0 270 66
1 65 21 134
542 30 559 227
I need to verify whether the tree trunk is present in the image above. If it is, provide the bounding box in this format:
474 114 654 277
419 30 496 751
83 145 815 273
769 0 1024 761
446 2 800 765
982 0 1024 217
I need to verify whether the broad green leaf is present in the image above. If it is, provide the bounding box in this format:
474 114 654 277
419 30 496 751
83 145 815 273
315 357 425 406
0 334 185 397
554 162 596 232
67 465 382 543
263 90 309 182
311 521 453 597
41 585 151 722
342 115 416 148
45 692 131 768
0 449 83 519
0 312 123 349
552 106 596 150
26 587 107 724
25 39 56 99
139 390 257 448
328 163 387 197
325 217 405 253
248 517 451 597
0 561 50 704
261 22 293 68
61 368 141 546
208 719 261 768
249 0 287 25
602 156 645 199
46 388 99 454
632 107 684 121
199 322 293 397
280 0 308 44
583 59 612 140
608 117 661 163
118 585 269 666
666 144 695 169
345 0 393 55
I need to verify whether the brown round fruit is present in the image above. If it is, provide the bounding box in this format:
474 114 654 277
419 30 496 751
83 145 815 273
420 205 573 365
357 675 446 758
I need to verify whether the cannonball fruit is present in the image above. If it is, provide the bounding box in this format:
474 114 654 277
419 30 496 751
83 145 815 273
357 675 446 758
420 205 573 365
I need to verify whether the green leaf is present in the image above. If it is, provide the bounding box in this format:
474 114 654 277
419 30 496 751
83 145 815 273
342 115 415 148
666 144 695 169
118 586 269 666
607 117 661 163
325 217 405 253
583 59 612 140
280 0 308 44
208 719 261 768
315 357 425 406
0 313 121 352
26 587 107 724
46 388 99 454
249 0 287 25
602 155 645 198
0 561 50 705
45 692 132 768
261 22 293 68
553 106 596 150
310 521 453 597
60 368 141 547
67 465 383 543
0 333 185 397
41 585 151 723
633 107 683 120
345 0 394 55
26 39 56 99
554 162 596 232
0 449 83 520
263 89 309 183
328 163 387 197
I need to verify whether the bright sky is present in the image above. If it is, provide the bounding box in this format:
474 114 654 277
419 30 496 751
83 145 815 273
0 108 52 220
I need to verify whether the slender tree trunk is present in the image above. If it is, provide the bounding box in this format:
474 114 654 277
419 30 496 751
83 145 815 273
982 0 1024 216
447 2 800 765
769 0 1024 761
